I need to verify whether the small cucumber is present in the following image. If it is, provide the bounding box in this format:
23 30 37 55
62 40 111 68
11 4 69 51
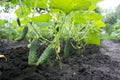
36 46 53 66
28 39 39 65
16 26 28 42
17 18 21 26
64 39 71 57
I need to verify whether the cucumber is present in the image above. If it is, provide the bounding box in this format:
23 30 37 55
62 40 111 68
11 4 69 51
64 39 71 57
17 18 21 26
36 46 53 66
16 26 28 42
28 39 39 65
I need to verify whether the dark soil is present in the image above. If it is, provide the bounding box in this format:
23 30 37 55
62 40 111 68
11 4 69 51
0 40 120 80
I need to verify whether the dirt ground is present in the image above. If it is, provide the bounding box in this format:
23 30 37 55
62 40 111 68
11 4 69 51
0 40 120 80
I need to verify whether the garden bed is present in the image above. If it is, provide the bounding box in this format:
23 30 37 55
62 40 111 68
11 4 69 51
0 40 120 80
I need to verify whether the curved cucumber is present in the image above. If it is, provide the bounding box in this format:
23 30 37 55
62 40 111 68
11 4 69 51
16 26 28 42
36 46 53 66
28 39 39 65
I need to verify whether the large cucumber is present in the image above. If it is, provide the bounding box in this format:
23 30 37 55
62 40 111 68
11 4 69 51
64 39 71 57
28 39 39 65
17 18 21 26
36 46 53 66
16 26 28 42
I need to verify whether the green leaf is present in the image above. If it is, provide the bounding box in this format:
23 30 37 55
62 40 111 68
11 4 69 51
71 11 104 24
85 30 100 45
23 0 48 8
71 11 86 24
15 5 31 18
49 0 91 14
20 19 28 25
31 13 52 22
89 0 102 10
91 0 102 5
50 9 62 13
37 22 51 27
11 0 17 4
94 20 105 29
89 5 96 10
36 0 48 8
84 11 102 21
0 20 4 25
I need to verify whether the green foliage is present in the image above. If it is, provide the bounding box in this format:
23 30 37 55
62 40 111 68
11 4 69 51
49 0 90 14
0 20 19 40
15 5 31 18
101 5 120 39
0 0 105 66
94 7 102 14
116 5 120 20
31 13 52 22
110 20 120 39
11 0 18 4
49 0 101 14
0 20 4 24
104 12 117 25
85 30 100 45
23 0 48 9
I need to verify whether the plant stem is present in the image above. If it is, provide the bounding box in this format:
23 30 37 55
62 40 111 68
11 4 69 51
30 0 51 43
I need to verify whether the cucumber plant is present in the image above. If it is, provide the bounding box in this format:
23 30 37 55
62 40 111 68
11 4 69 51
1 0 105 66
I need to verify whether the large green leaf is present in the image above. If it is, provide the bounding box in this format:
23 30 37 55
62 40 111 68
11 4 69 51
11 0 17 4
0 20 4 25
71 11 103 24
85 30 100 45
23 0 48 8
31 13 52 22
89 0 102 10
84 11 105 29
89 5 96 10
90 0 102 5
71 11 86 24
15 5 31 18
49 0 91 14
84 11 102 21
94 20 105 29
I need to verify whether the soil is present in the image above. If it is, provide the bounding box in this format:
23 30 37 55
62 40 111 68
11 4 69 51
0 40 120 80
